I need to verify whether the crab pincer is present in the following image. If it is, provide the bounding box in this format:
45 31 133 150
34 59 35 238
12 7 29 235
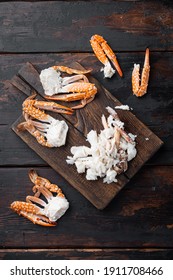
90 34 123 78
132 48 150 97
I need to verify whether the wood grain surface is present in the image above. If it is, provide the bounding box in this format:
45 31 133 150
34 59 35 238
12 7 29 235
0 1 173 52
0 0 173 259
1 167 173 249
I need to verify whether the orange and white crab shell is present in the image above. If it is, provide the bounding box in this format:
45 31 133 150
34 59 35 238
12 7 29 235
39 66 97 109
18 95 69 148
90 34 123 78
11 170 69 226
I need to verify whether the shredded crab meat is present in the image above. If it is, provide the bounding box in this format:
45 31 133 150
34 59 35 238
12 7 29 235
114 105 130 111
66 107 137 184
101 61 115 78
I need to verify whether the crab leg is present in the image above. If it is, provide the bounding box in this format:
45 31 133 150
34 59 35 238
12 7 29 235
90 34 123 77
62 74 89 85
26 120 49 131
23 94 73 115
26 195 47 207
71 95 95 109
17 122 53 147
32 101 73 115
37 186 53 201
132 48 150 97
29 169 63 196
52 65 92 75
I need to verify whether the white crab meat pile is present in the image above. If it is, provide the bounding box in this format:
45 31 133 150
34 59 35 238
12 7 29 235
40 67 62 96
66 107 137 184
43 196 69 222
45 118 68 147
101 61 115 78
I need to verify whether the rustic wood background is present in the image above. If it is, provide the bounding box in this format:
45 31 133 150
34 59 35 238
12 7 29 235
0 0 173 259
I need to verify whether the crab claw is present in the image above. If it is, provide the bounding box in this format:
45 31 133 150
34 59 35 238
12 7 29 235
10 201 56 226
90 34 123 78
132 48 150 97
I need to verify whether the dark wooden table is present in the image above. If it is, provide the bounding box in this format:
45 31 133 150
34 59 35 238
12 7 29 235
1 0 173 260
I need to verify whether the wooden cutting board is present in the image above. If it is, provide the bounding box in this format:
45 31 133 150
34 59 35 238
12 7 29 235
11 62 163 209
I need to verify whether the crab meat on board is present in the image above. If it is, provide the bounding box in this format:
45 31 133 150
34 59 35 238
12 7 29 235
67 107 137 184
11 169 69 226
17 94 69 148
40 66 97 109
90 34 123 78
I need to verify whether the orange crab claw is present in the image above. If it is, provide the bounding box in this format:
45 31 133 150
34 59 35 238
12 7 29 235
90 34 123 78
132 48 150 97
10 201 56 226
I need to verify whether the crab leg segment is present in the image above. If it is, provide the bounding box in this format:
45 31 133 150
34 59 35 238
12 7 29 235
17 121 53 147
132 48 150 97
31 101 73 115
26 195 47 207
29 169 64 196
90 34 123 78
52 65 92 75
62 74 89 85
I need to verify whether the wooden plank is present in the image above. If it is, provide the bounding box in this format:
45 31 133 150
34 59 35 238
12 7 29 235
1 248 173 260
1 166 173 248
0 1 173 52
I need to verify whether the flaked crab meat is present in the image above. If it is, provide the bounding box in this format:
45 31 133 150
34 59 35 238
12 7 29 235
67 107 137 184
